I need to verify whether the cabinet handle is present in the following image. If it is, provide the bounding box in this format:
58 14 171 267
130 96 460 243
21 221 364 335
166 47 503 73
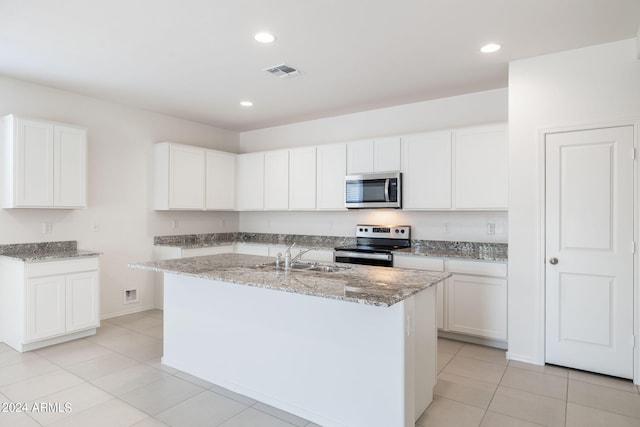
549 257 558 265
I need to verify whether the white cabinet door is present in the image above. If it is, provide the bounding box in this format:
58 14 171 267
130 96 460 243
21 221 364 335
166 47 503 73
26 275 66 341
15 118 55 207
316 143 347 210
65 271 99 333
54 125 87 207
236 152 264 210
169 144 206 209
264 150 289 210
289 147 316 210
347 140 374 174
447 274 507 340
373 137 401 172
347 138 401 174
402 132 452 209
453 124 508 209
206 150 236 210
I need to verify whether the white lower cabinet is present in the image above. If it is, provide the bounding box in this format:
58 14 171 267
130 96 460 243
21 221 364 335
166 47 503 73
394 254 507 343
0 257 100 352
446 260 507 341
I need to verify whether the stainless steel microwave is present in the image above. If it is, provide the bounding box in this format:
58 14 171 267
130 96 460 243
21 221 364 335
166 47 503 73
345 172 402 209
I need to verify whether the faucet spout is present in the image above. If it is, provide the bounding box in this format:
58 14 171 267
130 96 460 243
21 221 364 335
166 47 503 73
291 247 318 263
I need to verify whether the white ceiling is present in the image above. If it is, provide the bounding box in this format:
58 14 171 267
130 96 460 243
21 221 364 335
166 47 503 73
1 1 639 132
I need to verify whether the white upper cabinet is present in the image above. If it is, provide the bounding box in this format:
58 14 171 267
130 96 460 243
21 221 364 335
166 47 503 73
168 144 205 209
453 124 508 209
205 150 236 210
316 143 347 210
1 115 87 209
402 132 452 209
347 137 401 174
54 126 87 208
264 150 289 210
154 142 206 210
236 152 264 210
154 142 236 211
289 146 316 210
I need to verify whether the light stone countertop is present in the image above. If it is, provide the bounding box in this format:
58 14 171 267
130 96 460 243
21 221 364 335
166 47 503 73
129 253 450 307
0 241 101 262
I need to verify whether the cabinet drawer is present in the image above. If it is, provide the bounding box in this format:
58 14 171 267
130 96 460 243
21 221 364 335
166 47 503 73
447 259 506 277
26 257 99 278
393 255 444 272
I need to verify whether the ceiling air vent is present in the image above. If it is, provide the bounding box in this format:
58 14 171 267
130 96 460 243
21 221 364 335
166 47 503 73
264 63 301 78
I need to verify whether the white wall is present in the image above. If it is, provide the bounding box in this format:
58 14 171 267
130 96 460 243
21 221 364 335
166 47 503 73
240 211 507 243
0 75 239 318
508 39 640 364
239 89 507 152
239 89 509 242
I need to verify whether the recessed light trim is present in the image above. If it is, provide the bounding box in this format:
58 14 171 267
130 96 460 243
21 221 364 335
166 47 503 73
240 101 254 107
480 43 501 53
254 32 276 44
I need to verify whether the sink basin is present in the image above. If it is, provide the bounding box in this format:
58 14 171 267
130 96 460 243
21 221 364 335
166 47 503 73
262 261 351 273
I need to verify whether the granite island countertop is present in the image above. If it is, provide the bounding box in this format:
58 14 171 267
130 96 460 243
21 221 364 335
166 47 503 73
0 241 101 262
129 253 450 307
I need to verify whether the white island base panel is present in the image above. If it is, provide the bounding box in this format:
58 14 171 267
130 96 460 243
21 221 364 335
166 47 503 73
162 273 437 427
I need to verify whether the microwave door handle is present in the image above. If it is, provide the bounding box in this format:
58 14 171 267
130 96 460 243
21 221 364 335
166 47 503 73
384 179 390 202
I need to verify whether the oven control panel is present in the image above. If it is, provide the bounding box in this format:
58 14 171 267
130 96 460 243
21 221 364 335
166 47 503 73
355 225 411 239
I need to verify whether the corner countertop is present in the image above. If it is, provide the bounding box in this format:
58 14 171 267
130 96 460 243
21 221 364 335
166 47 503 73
129 253 450 307
0 241 101 262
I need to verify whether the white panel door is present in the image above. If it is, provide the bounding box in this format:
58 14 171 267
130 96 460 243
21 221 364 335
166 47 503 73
15 119 54 207
545 126 634 379
26 275 66 341
65 271 99 333
205 150 236 210
54 125 87 207
316 143 346 210
402 132 452 209
289 146 316 210
169 144 205 209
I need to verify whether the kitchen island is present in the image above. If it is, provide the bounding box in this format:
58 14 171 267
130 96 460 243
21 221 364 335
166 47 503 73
129 253 450 427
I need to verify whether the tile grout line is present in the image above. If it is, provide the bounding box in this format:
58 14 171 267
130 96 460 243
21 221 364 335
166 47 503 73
475 356 510 427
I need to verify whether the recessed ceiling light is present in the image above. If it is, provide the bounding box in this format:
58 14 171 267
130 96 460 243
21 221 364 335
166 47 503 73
240 101 254 107
480 43 501 53
254 32 276 44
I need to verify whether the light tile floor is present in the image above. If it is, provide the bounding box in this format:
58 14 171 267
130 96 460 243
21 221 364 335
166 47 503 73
0 309 637 426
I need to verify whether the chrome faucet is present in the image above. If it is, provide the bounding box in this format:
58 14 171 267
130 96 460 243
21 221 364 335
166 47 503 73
291 247 318 264
284 242 296 270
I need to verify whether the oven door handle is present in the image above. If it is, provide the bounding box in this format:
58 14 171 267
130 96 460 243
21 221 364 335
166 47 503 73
384 178 390 202
334 251 392 261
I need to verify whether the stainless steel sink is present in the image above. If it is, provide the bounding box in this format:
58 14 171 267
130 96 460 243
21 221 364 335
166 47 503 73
262 261 351 273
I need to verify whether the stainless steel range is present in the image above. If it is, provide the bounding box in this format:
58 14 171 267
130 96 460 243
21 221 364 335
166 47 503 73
334 225 411 267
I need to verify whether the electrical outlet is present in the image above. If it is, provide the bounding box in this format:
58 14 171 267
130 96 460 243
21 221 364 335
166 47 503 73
92 223 100 232
41 222 52 234
487 223 496 235
171 219 179 229
444 223 450 234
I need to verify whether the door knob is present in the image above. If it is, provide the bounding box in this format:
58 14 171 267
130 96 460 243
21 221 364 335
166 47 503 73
549 257 558 265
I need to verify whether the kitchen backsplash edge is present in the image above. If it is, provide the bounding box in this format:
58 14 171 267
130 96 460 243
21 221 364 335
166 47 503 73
154 233 508 261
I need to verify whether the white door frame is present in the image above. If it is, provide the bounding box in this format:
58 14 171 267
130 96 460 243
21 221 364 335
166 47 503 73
538 119 640 384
